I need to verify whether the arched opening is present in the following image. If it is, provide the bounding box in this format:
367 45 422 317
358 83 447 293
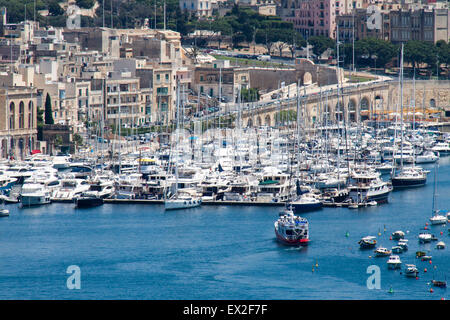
374 96 383 120
247 118 253 128
303 72 313 85
19 101 24 129
18 138 24 159
360 97 370 121
322 104 330 124
335 103 343 123
28 101 34 128
430 99 436 109
265 115 271 127
348 99 357 122
256 116 262 127
9 102 15 129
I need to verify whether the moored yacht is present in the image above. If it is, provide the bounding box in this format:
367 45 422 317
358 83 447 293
415 151 439 164
164 190 202 210
387 255 402 269
291 193 322 213
404 264 419 277
52 178 90 201
348 170 392 204
358 236 377 249
430 212 447 225
374 247 391 257
20 183 51 207
391 167 427 188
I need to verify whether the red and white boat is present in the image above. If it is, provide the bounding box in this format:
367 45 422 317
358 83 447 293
274 207 309 246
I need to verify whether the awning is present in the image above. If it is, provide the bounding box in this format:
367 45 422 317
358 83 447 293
31 149 41 154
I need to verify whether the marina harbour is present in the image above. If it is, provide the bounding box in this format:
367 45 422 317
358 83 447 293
0 45 448 300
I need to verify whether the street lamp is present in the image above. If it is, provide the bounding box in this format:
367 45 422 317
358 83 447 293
371 54 378 75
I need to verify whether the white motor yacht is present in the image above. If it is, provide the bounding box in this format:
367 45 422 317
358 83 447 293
404 264 419 277
387 255 402 269
415 151 439 164
418 233 433 243
20 183 52 207
52 179 90 201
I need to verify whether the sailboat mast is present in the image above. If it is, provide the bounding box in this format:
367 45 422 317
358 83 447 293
400 44 404 170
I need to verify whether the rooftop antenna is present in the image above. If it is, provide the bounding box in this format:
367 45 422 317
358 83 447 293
102 0 105 27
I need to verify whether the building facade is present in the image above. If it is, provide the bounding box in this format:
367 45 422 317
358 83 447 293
0 87 37 159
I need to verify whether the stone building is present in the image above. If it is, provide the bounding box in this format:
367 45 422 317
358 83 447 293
0 86 37 159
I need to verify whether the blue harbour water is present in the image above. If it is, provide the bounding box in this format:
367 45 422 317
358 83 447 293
0 159 449 300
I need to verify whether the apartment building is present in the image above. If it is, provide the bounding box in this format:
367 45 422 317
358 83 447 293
390 7 450 43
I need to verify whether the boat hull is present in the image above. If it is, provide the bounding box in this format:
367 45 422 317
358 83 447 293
164 199 202 210
20 195 51 207
391 178 426 188
76 197 104 208
274 227 309 246
291 202 322 213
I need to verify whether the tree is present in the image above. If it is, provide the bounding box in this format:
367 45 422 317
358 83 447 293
48 0 64 16
73 133 83 146
308 36 335 57
404 40 437 70
353 38 398 69
288 31 306 59
240 88 259 102
44 93 54 125
76 0 95 9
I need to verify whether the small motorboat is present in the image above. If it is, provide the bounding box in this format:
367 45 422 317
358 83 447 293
348 203 359 209
398 239 408 251
418 233 433 243
436 241 445 249
358 236 377 249
392 231 405 240
0 208 9 217
387 255 402 269
421 255 433 261
432 280 447 288
392 246 403 254
416 251 426 258
404 264 419 277
374 247 392 257
367 201 377 206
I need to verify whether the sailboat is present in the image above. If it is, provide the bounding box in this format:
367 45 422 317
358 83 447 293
429 163 447 225
164 83 202 211
391 44 427 188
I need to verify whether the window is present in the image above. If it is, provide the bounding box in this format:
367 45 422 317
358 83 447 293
165 74 169 81
28 101 33 128
9 102 15 129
